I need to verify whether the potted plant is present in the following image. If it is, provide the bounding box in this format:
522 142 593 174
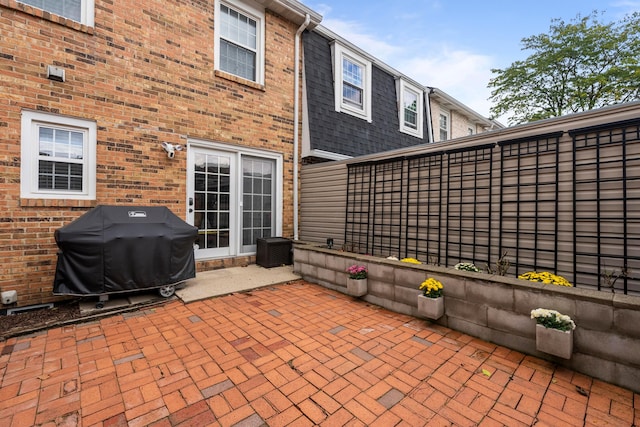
417 277 444 320
346 264 368 296
530 308 576 359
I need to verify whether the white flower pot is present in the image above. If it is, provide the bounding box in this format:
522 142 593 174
346 278 367 296
417 294 444 320
536 324 573 359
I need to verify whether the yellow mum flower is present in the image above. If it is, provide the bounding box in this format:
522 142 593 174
419 277 443 298
519 271 572 287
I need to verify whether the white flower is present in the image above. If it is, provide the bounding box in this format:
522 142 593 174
530 308 550 319
530 308 576 330
454 262 480 272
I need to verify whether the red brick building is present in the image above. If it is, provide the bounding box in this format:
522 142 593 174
0 0 321 306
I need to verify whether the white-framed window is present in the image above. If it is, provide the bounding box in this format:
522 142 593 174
468 126 474 135
439 111 450 141
18 0 95 26
332 42 372 122
21 110 96 200
214 0 265 85
397 79 424 138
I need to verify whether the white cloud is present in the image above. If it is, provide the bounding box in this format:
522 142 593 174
611 1 640 10
320 18 403 59
395 48 496 118
311 3 333 17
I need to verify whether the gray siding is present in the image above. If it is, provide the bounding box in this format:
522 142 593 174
299 161 348 246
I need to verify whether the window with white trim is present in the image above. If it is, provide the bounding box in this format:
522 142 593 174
215 0 264 84
468 126 474 135
439 111 450 141
21 111 96 200
18 0 95 26
397 79 424 138
332 43 372 122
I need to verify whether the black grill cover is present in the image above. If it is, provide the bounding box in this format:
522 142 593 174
53 205 198 296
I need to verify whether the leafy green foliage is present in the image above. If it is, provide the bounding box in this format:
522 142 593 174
488 11 640 125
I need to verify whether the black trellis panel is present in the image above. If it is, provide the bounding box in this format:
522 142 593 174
370 158 405 257
405 152 444 263
570 119 640 294
444 144 494 268
345 163 373 254
498 132 562 277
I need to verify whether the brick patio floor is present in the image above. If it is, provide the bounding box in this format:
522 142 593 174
1 281 638 426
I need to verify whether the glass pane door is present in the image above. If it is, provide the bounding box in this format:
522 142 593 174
241 156 275 253
190 149 234 259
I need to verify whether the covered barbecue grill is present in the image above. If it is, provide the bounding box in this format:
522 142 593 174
53 205 197 302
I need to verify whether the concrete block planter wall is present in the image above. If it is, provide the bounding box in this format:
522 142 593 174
293 242 640 393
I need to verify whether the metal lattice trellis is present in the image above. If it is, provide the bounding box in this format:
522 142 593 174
571 119 640 294
344 119 640 294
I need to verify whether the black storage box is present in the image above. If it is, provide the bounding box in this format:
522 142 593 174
256 237 292 268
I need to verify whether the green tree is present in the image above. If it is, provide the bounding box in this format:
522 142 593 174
488 11 640 125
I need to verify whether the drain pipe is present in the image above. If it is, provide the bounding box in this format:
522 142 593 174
425 87 435 143
293 13 310 241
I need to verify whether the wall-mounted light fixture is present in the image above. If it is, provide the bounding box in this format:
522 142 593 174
161 142 183 159
326 238 334 249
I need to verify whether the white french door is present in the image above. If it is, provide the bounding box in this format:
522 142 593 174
188 147 235 259
241 156 276 253
187 142 282 260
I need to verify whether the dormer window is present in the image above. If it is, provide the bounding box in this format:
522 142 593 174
342 57 364 108
332 43 372 122
397 79 424 138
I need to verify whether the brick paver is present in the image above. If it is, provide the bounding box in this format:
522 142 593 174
1 281 638 426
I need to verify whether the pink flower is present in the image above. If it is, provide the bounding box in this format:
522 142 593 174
347 264 367 279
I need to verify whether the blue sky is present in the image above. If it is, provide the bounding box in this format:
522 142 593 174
303 1 640 122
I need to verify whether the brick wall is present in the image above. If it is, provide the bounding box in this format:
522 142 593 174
0 0 300 306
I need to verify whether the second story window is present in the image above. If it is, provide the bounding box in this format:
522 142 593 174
332 42 372 122
439 111 450 141
404 91 418 128
18 0 94 26
342 57 364 107
397 79 424 138
215 0 265 85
